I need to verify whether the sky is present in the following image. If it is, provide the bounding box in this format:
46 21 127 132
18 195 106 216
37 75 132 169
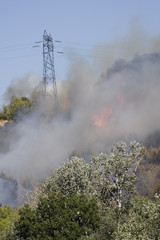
0 0 160 106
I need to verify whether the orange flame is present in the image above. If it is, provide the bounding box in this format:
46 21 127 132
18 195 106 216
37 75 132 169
91 108 112 128
116 92 124 104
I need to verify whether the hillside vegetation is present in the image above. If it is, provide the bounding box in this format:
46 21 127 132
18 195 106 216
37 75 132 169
0 97 33 122
0 141 159 239
0 97 160 239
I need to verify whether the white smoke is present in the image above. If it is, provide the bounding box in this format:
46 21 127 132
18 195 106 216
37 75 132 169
3 74 40 103
1 28 160 206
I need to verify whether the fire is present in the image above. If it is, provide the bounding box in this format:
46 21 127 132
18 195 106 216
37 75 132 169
116 92 124 104
91 90 124 129
91 108 112 128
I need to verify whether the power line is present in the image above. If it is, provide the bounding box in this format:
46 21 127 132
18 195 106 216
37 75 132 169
0 53 41 61
0 46 32 53
0 38 106 62
0 42 33 50
0 39 105 52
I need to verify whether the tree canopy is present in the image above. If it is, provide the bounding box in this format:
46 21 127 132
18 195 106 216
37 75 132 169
0 205 18 239
29 141 142 209
15 192 100 240
2 140 160 240
0 97 33 121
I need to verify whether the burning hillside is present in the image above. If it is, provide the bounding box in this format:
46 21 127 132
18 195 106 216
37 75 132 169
1 30 160 206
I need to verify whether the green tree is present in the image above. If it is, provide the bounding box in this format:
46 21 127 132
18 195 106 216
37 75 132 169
90 141 143 236
2 97 33 121
28 141 142 212
15 192 100 240
80 207 118 240
28 156 104 208
98 141 142 208
0 112 7 120
0 205 18 239
26 141 142 240
15 205 38 240
113 194 160 240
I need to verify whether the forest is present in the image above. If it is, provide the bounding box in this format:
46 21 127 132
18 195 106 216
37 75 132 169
0 97 160 240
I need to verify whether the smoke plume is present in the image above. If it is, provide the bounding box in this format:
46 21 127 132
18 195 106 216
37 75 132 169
1 28 160 206
3 74 39 103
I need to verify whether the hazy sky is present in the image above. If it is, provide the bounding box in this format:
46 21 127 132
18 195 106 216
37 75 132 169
0 0 160 105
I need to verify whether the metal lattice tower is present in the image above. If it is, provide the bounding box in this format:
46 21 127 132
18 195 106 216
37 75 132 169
42 30 57 100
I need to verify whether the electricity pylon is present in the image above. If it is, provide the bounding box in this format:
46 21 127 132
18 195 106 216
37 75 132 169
42 30 57 101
